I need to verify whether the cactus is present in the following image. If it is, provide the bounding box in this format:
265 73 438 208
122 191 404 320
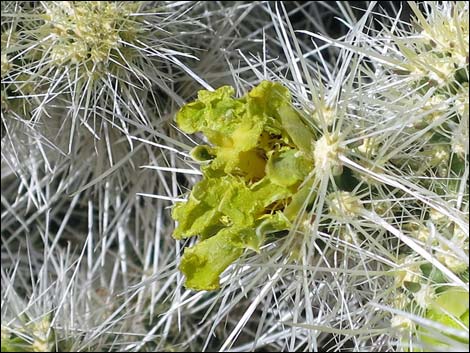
1 2 468 352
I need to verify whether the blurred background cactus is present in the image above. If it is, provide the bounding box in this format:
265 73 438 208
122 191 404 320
1 1 468 352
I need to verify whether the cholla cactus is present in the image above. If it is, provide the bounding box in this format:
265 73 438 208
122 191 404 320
168 2 468 351
1 1 272 352
332 3 469 349
1 1 205 181
1 1 468 352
